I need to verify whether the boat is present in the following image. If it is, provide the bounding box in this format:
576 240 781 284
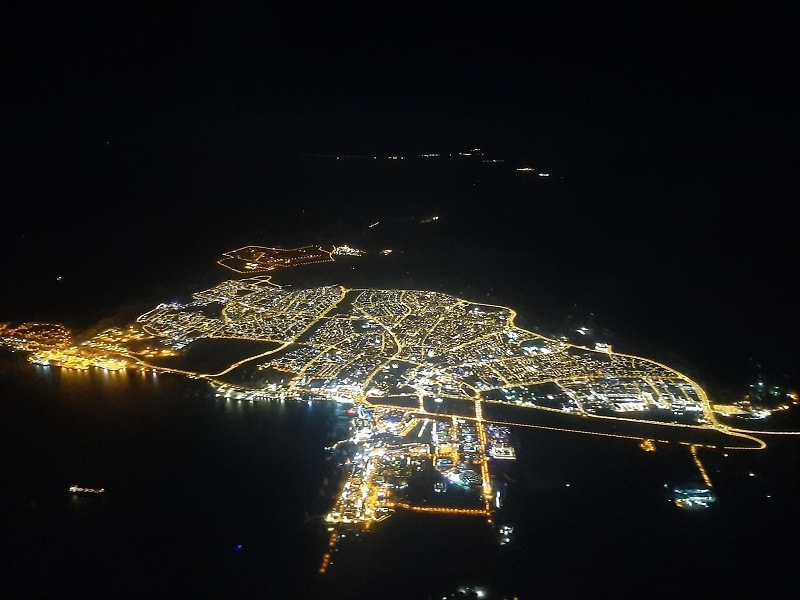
69 485 105 495
497 524 515 545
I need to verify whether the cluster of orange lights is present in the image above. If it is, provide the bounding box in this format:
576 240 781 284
0 322 72 352
30 348 128 371
389 502 488 517
318 529 338 574
639 438 656 452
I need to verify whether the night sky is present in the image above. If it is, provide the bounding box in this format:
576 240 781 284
3 1 798 386
5 3 795 157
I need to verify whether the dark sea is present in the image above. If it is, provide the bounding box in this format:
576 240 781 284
2 154 798 598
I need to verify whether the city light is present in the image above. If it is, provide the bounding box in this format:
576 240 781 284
3 244 792 581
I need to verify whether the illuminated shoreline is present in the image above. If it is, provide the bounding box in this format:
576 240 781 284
3 245 796 578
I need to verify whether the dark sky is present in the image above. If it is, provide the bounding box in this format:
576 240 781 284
4 2 796 258
4 2 796 157
2 1 798 385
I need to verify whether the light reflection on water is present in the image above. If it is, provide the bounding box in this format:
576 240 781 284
2 346 798 599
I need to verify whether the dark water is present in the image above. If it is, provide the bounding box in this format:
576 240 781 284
0 354 339 597
2 352 797 598
497 431 800 598
2 155 798 598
